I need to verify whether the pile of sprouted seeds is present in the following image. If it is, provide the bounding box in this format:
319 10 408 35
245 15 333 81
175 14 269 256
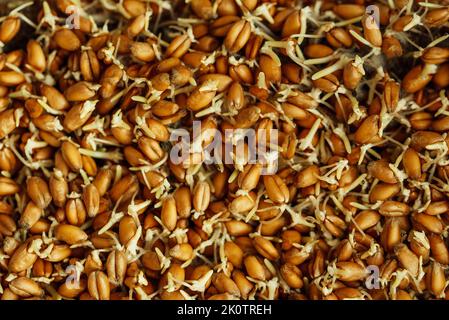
0 0 448 301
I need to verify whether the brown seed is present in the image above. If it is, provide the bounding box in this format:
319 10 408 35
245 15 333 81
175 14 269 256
82 184 100 218
395 244 419 278
282 11 301 38
422 47 449 65
304 44 334 59
64 103 93 131
169 64 191 87
280 264 303 289
334 287 363 300
127 14 145 38
433 63 449 88
333 4 365 19
232 270 253 299
61 141 82 171
166 34 191 58
141 251 162 271
151 100 180 118
58 278 86 299
370 183 400 202
362 15 382 47
296 165 320 188
0 213 16 236
335 261 367 281
238 164 262 191
198 74 233 94
0 109 16 139
313 74 339 93
9 277 43 298
172 186 191 219
130 41 155 62
354 115 380 145
0 17 20 43
100 65 123 99
88 271 110 300
259 54 281 85
54 28 81 51
19 201 43 230
402 148 421 180
190 0 213 20
427 261 445 297
106 250 127 285
54 224 88 245
425 201 449 216
65 82 96 102
0 176 19 196
186 84 217 112
324 214 346 238
224 20 251 54
49 173 68 207
432 115 449 132
326 28 353 48
217 0 238 16
26 40 46 73
234 106 260 129
169 243 194 261
160 263 185 291
229 63 254 84
271 8 295 31
161 196 177 231
118 215 138 246
402 65 433 93
8 240 38 273
213 273 240 297
84 156 100 175
210 15 240 37
413 213 443 234
379 201 410 217
32 258 52 278
429 234 449 265
123 0 146 17
253 236 279 261
225 220 253 236
224 241 244 268
193 181 211 212
65 197 87 226
352 210 380 230
263 175 289 204
409 112 432 130
343 61 363 90
424 8 449 27
143 118 169 142
381 218 401 253
367 160 397 183
383 81 400 112
0 71 25 86
410 131 443 152
26 176 51 209
382 35 403 58
244 255 266 281
46 244 71 262
92 168 113 197
40 84 69 111
80 49 101 81
281 63 302 84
